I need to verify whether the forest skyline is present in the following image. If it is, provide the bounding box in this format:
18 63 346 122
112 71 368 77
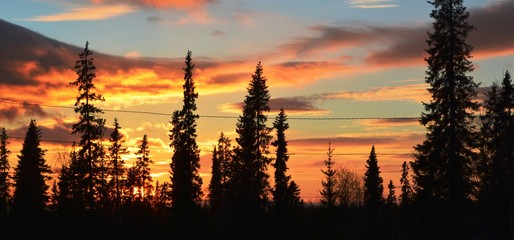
1 0 514 202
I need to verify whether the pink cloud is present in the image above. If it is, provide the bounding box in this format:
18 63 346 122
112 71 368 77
92 0 216 10
28 4 135 22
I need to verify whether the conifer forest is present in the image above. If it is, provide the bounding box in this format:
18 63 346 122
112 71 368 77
1 0 513 239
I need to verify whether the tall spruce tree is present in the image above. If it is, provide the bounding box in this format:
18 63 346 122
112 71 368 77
479 70 514 238
70 41 106 210
108 118 128 208
319 142 339 239
230 61 273 213
272 108 302 212
411 0 478 209
0 128 11 216
272 108 290 210
363 145 384 209
169 50 203 234
399 161 412 207
271 108 303 238
320 142 337 209
12 119 51 217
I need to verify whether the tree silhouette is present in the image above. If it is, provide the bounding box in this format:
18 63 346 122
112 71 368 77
335 166 364 208
70 41 106 211
271 108 303 238
0 128 11 216
320 142 337 209
363 145 384 209
399 161 412 207
169 50 203 235
55 146 76 217
319 141 339 239
272 108 293 210
135 134 153 202
230 61 272 215
411 0 478 209
479 70 514 238
386 180 397 207
208 132 232 216
12 120 51 218
107 118 128 209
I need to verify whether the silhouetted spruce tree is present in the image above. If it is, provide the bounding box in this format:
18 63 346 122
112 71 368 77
12 119 51 218
0 128 11 216
411 0 478 210
108 118 128 208
272 108 291 211
363 145 384 209
169 50 203 234
273 108 303 209
208 132 232 215
56 155 73 216
54 144 81 218
271 108 303 238
320 141 338 239
125 163 139 201
479 70 514 238
230 61 272 214
320 142 337 209
135 134 153 202
96 143 109 211
386 180 397 207
478 83 500 196
399 161 412 207
287 180 303 210
70 41 106 211
50 180 59 210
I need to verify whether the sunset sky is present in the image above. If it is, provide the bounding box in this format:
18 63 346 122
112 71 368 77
1 0 513 202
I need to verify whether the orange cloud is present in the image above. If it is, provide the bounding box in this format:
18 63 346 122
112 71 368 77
326 83 429 102
28 4 135 22
93 0 215 10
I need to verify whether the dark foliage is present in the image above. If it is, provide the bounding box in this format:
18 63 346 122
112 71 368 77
320 142 337 209
225 61 272 237
478 70 514 239
69 41 106 211
411 0 479 237
399 161 412 207
169 50 203 235
0 128 11 216
363 145 384 209
208 132 232 216
107 118 128 209
12 120 51 218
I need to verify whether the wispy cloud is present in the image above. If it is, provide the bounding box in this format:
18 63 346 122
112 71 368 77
93 0 216 10
281 0 514 67
27 4 135 22
348 0 398 9
325 83 429 103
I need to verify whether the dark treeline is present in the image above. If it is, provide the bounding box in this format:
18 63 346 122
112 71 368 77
0 0 513 239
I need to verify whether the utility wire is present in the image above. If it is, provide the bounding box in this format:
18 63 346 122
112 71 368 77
2 98 416 155
7 136 411 156
0 98 419 120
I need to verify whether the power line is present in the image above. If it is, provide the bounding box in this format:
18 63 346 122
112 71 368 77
0 98 419 120
8 136 411 156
